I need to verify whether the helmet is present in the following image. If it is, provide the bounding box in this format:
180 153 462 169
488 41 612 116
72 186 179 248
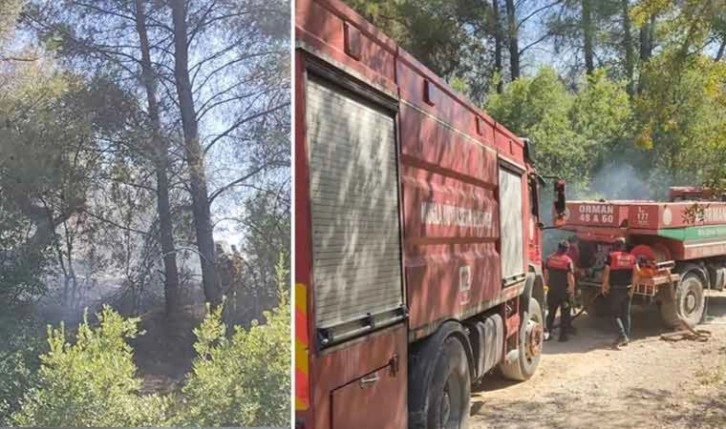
613 237 626 249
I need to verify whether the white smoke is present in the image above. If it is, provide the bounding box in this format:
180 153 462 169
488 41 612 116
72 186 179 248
588 163 653 200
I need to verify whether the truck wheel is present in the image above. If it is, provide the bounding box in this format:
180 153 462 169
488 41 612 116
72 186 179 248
499 298 543 381
425 337 470 429
661 272 705 328
659 299 679 329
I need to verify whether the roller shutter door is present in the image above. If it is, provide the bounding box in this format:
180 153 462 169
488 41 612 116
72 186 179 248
499 167 525 282
305 77 404 332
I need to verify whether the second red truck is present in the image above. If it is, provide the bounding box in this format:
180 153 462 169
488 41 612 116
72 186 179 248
558 187 726 328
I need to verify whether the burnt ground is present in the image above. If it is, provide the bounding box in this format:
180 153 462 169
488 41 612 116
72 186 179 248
131 304 208 394
470 290 726 429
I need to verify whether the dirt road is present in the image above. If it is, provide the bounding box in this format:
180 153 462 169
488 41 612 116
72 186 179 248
471 293 726 429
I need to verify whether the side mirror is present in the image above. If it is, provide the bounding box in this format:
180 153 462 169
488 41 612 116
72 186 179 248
522 138 535 164
554 179 566 216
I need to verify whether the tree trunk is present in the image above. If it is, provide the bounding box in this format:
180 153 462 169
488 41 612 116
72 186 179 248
621 0 634 96
505 0 519 80
716 38 726 61
170 0 221 306
493 0 504 93
64 226 78 309
638 14 655 93
639 15 654 62
134 0 182 317
582 0 594 74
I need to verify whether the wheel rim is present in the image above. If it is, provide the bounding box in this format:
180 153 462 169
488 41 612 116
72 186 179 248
525 307 544 361
685 293 696 313
679 277 703 320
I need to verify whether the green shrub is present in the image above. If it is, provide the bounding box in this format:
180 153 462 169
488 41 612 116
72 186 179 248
11 306 170 427
0 308 43 426
10 256 291 427
0 349 34 426
176 257 291 427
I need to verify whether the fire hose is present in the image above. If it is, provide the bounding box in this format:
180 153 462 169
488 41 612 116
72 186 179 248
545 286 711 341
660 319 711 342
550 288 600 330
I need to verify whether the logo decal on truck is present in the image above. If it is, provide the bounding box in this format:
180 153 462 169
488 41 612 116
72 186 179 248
662 207 673 226
459 265 471 305
421 202 493 228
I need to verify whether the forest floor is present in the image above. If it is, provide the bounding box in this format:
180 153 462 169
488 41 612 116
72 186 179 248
470 291 726 429
131 304 210 394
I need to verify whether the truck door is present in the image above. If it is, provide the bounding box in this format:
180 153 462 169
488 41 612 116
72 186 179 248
304 73 407 429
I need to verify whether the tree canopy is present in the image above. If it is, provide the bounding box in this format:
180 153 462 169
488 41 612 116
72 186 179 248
348 0 726 199
0 0 290 425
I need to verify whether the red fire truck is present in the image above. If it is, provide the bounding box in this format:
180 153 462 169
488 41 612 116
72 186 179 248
558 187 726 328
294 1 565 427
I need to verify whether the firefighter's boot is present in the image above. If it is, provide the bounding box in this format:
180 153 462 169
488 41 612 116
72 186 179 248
612 335 629 350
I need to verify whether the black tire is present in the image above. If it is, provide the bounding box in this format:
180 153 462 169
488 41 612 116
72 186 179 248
661 272 705 328
499 298 543 381
659 298 679 329
425 337 471 429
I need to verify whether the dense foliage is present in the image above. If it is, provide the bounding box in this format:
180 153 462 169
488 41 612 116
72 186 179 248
177 257 291 427
1 0 290 425
11 308 172 427
8 259 290 427
348 0 726 199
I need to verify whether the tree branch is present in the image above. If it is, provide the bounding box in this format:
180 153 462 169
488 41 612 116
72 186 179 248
187 0 220 47
82 209 148 236
519 31 553 55
516 0 562 31
208 161 287 205
716 38 726 61
0 55 39 62
203 102 289 155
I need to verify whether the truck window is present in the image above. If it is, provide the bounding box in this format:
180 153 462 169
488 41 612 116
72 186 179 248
529 176 539 218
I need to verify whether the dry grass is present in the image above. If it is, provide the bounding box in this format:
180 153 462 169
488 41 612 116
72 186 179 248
696 360 726 386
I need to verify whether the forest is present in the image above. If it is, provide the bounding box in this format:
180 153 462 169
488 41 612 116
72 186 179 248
0 0 290 426
348 0 726 205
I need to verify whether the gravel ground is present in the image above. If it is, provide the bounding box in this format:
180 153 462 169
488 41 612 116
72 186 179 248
470 291 726 429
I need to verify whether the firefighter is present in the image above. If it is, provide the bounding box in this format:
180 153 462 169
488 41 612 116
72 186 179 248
544 240 576 342
601 237 640 349
566 235 580 267
563 235 580 335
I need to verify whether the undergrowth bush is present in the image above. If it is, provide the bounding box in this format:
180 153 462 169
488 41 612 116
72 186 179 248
10 255 291 427
0 347 35 426
176 257 291 427
0 308 42 426
11 307 171 427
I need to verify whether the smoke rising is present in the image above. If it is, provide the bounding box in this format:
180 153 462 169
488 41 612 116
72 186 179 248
542 160 663 255
586 162 654 201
